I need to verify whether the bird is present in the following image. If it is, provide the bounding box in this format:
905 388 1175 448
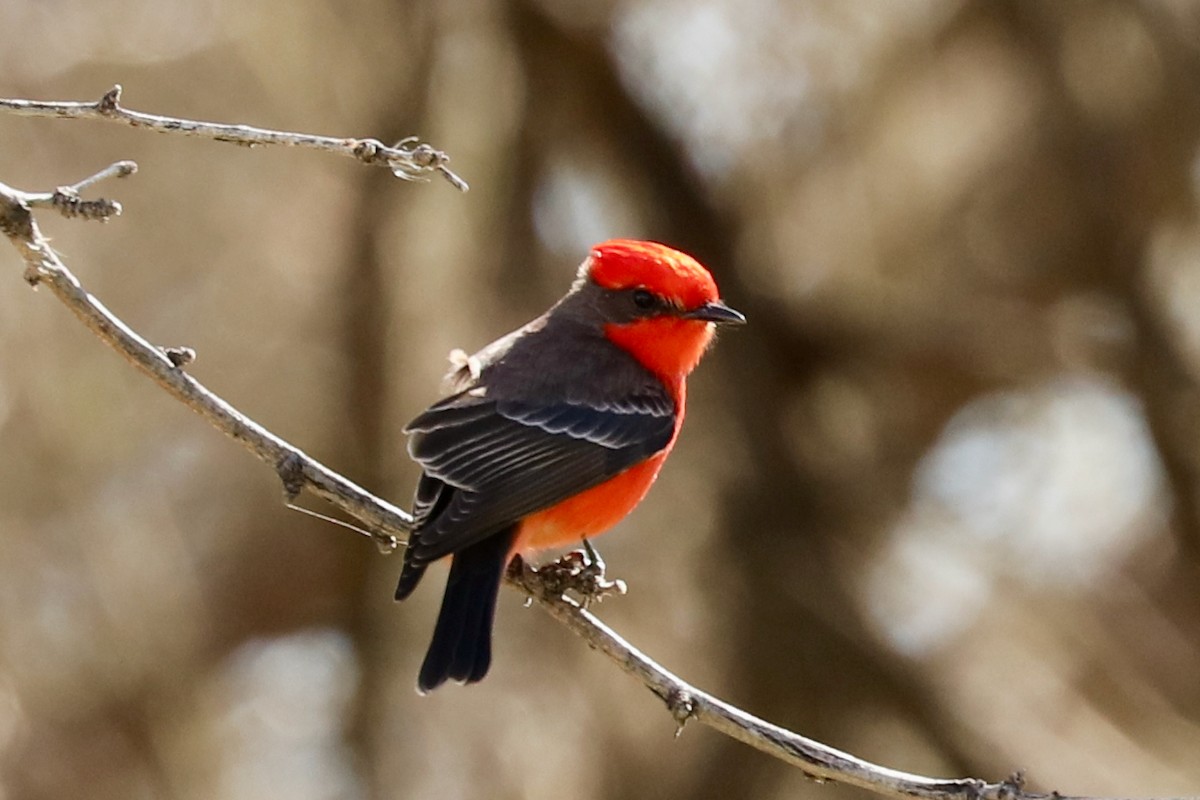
395 239 744 692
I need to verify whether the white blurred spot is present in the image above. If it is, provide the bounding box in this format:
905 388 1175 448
922 377 1165 573
209 630 363 800
611 0 956 180
612 0 814 178
864 376 1166 656
532 158 642 255
862 510 993 657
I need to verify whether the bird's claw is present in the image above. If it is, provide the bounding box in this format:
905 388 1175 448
529 542 627 607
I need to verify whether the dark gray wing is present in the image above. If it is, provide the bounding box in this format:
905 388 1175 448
402 388 675 569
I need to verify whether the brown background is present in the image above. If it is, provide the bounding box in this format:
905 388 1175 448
3 1 1200 798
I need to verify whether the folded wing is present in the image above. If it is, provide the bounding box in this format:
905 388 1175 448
401 388 675 572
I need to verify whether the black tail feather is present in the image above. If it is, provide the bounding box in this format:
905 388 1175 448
394 562 427 601
416 528 514 693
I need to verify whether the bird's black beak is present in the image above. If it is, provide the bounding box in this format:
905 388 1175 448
683 300 746 325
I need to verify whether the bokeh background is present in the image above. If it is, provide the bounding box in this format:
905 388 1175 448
3 1 1200 798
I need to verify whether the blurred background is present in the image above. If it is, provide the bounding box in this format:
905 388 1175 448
2 0 1200 798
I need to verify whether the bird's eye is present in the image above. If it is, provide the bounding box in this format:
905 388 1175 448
632 289 657 310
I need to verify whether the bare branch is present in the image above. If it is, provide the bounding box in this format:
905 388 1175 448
0 85 469 191
0 167 1163 800
0 171 411 552
513 560 1088 800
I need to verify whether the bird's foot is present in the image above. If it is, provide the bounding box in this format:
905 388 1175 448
521 541 627 608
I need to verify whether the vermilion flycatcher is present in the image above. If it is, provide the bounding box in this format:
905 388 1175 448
395 239 744 692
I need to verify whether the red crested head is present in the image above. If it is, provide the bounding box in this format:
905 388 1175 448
573 239 743 388
586 239 719 311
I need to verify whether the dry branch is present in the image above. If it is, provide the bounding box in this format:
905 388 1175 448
0 85 468 191
0 151 1158 800
0 164 411 553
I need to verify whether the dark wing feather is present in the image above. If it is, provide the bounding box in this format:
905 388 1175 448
402 389 675 567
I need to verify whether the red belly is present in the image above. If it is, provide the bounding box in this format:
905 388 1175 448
511 450 670 556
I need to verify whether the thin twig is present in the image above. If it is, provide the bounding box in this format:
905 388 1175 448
13 160 138 221
0 85 469 191
0 168 1167 800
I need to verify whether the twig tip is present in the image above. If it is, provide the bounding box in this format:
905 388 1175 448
374 532 401 555
99 85 123 113
161 346 196 368
667 688 697 737
439 165 470 192
276 452 306 502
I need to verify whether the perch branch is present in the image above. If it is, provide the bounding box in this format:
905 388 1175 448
513 561 1100 800
0 85 468 191
0 168 1154 800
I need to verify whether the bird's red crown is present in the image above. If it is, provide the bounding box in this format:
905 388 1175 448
587 239 718 311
